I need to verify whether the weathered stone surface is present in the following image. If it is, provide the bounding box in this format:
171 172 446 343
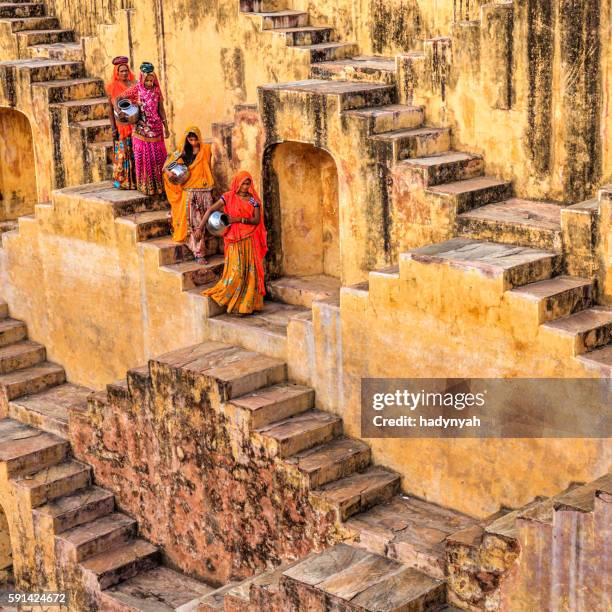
12 458 90 507
457 198 563 251
104 566 215 611
541 306 612 353
347 495 477 579
281 543 444 611
8 382 90 437
311 466 400 520
268 274 340 309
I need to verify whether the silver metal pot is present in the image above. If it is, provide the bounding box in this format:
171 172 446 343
166 161 190 185
114 98 139 125
206 211 231 236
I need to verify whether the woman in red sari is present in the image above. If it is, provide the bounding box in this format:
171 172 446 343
197 171 268 315
106 56 136 189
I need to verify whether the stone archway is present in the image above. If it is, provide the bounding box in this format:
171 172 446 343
0 108 37 221
0 504 13 588
265 141 340 280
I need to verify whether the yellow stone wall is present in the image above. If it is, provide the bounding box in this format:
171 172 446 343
0 109 36 220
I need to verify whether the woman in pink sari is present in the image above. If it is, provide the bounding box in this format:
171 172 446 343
119 62 169 195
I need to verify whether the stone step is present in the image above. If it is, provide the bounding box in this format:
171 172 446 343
50 96 109 122
457 198 563 251
427 176 514 213
0 3 45 18
159 255 225 290
152 342 287 400
145 235 221 266
295 41 359 63
255 409 343 458
57 512 137 562
281 543 445 611
311 55 397 84
34 485 115 533
261 79 396 111
102 565 215 611
16 58 84 83
346 495 477 580
32 75 105 103
16 27 75 47
0 318 27 346
0 361 66 403
247 560 305 610
577 344 612 377
87 140 114 167
286 436 372 488
401 238 561 291
399 151 485 186
0 301 7 319
311 466 401 521
344 103 424 134
13 459 91 507
541 306 612 354
268 274 341 308
117 210 172 242
270 25 333 46
258 9 309 30
230 382 314 429
0 420 69 477
8 382 91 438
70 118 113 143
207 301 310 361
509 276 594 324
27 41 82 61
553 473 612 513
0 15 59 31
0 340 45 373
54 181 166 217
371 126 451 161
188 582 238 611
80 538 160 590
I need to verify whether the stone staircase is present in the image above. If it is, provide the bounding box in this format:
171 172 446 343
0 0 114 192
0 417 216 611
79 339 479 610
245 0 612 375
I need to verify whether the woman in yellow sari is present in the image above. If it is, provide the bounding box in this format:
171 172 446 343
164 126 214 262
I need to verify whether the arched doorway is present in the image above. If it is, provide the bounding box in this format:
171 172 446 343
0 504 12 588
267 142 340 279
0 108 37 222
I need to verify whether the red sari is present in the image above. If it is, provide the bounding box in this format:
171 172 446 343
106 64 136 189
203 171 268 314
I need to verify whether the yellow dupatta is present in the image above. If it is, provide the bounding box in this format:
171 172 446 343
163 126 214 243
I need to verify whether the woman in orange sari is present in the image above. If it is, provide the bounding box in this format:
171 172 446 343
106 56 136 189
197 171 267 315
163 126 214 262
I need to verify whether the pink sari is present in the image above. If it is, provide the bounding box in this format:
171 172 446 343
123 73 167 195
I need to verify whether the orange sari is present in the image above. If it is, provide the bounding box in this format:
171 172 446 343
203 171 268 314
163 126 215 243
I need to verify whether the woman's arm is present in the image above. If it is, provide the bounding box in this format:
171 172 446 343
159 99 170 139
227 206 261 226
193 199 225 240
108 97 119 141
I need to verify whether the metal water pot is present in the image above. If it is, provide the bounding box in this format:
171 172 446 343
114 98 139 125
206 211 231 236
166 161 190 185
